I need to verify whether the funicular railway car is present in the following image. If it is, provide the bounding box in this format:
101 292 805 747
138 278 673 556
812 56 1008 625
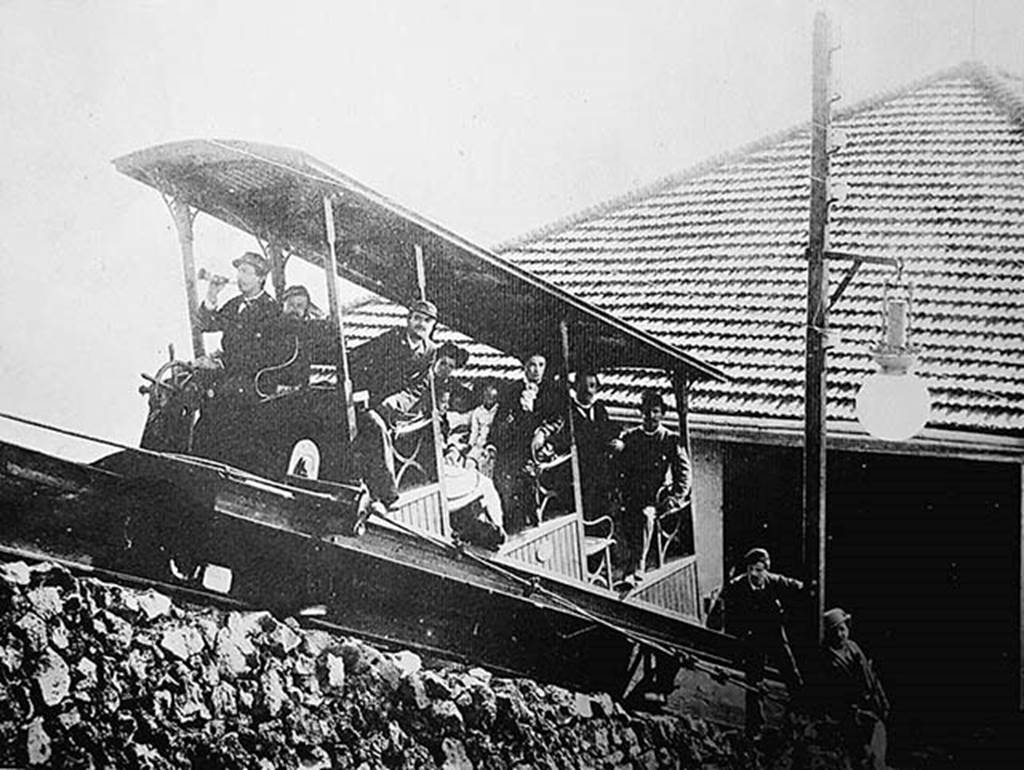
0 139 765 722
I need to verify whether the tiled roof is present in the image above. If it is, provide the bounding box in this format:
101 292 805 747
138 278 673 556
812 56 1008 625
496 62 1024 438
345 62 1024 439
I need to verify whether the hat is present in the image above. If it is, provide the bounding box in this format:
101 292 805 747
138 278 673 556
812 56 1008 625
281 285 310 302
823 608 851 629
640 388 665 412
437 341 469 368
408 299 438 321
232 251 270 276
743 547 771 567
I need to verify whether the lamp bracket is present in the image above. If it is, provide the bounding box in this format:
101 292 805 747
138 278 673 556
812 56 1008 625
822 249 902 312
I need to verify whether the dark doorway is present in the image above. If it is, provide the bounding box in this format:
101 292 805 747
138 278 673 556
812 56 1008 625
827 452 1019 744
722 443 804 579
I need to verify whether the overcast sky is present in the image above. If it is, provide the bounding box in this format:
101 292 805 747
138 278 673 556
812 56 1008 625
1 0 1021 459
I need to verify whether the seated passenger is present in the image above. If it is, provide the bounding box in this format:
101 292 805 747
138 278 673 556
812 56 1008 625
489 353 564 533
432 342 473 459
428 351 505 549
614 389 692 584
256 284 316 396
530 368 619 519
348 300 439 511
466 378 500 476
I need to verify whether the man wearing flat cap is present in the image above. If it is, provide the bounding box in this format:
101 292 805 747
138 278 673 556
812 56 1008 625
348 299 440 509
707 546 805 734
195 251 280 385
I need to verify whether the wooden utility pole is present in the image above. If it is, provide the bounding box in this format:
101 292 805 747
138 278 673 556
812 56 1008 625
805 10 831 643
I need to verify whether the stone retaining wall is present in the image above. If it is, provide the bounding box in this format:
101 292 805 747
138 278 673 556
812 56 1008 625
0 561 852 768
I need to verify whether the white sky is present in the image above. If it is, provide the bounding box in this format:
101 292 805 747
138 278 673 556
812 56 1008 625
1 0 1021 459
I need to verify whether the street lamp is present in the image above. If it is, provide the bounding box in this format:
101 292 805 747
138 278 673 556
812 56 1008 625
855 274 931 441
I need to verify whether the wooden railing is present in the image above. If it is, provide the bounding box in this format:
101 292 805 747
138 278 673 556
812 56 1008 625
627 554 701 621
385 484 449 539
498 514 583 582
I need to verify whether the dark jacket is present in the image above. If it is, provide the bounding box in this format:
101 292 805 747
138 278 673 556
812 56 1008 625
490 378 564 456
349 327 437 410
195 292 280 378
710 572 804 639
821 639 890 721
255 314 314 394
616 424 688 510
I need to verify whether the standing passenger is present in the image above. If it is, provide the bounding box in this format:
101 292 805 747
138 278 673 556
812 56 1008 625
466 379 500 476
490 353 563 533
194 251 280 389
530 369 619 518
614 389 690 582
191 252 280 470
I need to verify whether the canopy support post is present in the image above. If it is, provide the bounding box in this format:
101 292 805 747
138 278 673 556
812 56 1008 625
670 371 692 485
267 241 288 299
322 196 357 442
415 244 452 538
559 321 589 578
165 196 204 359
671 371 698 612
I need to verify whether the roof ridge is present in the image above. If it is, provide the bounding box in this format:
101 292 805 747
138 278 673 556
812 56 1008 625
494 60 1021 254
967 61 1024 126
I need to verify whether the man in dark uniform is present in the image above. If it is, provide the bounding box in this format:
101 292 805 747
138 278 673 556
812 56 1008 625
194 251 280 391
489 352 564 533
348 300 439 511
256 284 316 396
191 252 280 470
707 547 805 735
614 389 691 583
530 368 619 520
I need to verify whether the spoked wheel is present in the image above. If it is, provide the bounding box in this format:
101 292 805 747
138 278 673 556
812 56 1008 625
139 359 200 452
140 359 195 405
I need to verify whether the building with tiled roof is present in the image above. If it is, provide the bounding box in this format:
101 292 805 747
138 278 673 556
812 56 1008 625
340 62 1024 727
346 64 1023 459
496 61 1024 450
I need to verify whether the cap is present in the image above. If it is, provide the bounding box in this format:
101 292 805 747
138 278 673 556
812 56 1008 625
408 299 438 321
743 547 770 567
281 285 310 302
437 341 469 368
823 607 851 629
232 251 270 277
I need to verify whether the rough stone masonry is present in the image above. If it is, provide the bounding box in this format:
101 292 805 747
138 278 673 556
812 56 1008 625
0 560 855 769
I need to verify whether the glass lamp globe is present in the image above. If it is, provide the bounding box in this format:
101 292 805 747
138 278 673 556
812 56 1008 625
854 281 931 441
855 369 931 441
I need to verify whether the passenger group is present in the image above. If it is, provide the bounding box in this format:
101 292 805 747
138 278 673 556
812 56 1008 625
193 251 691 580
